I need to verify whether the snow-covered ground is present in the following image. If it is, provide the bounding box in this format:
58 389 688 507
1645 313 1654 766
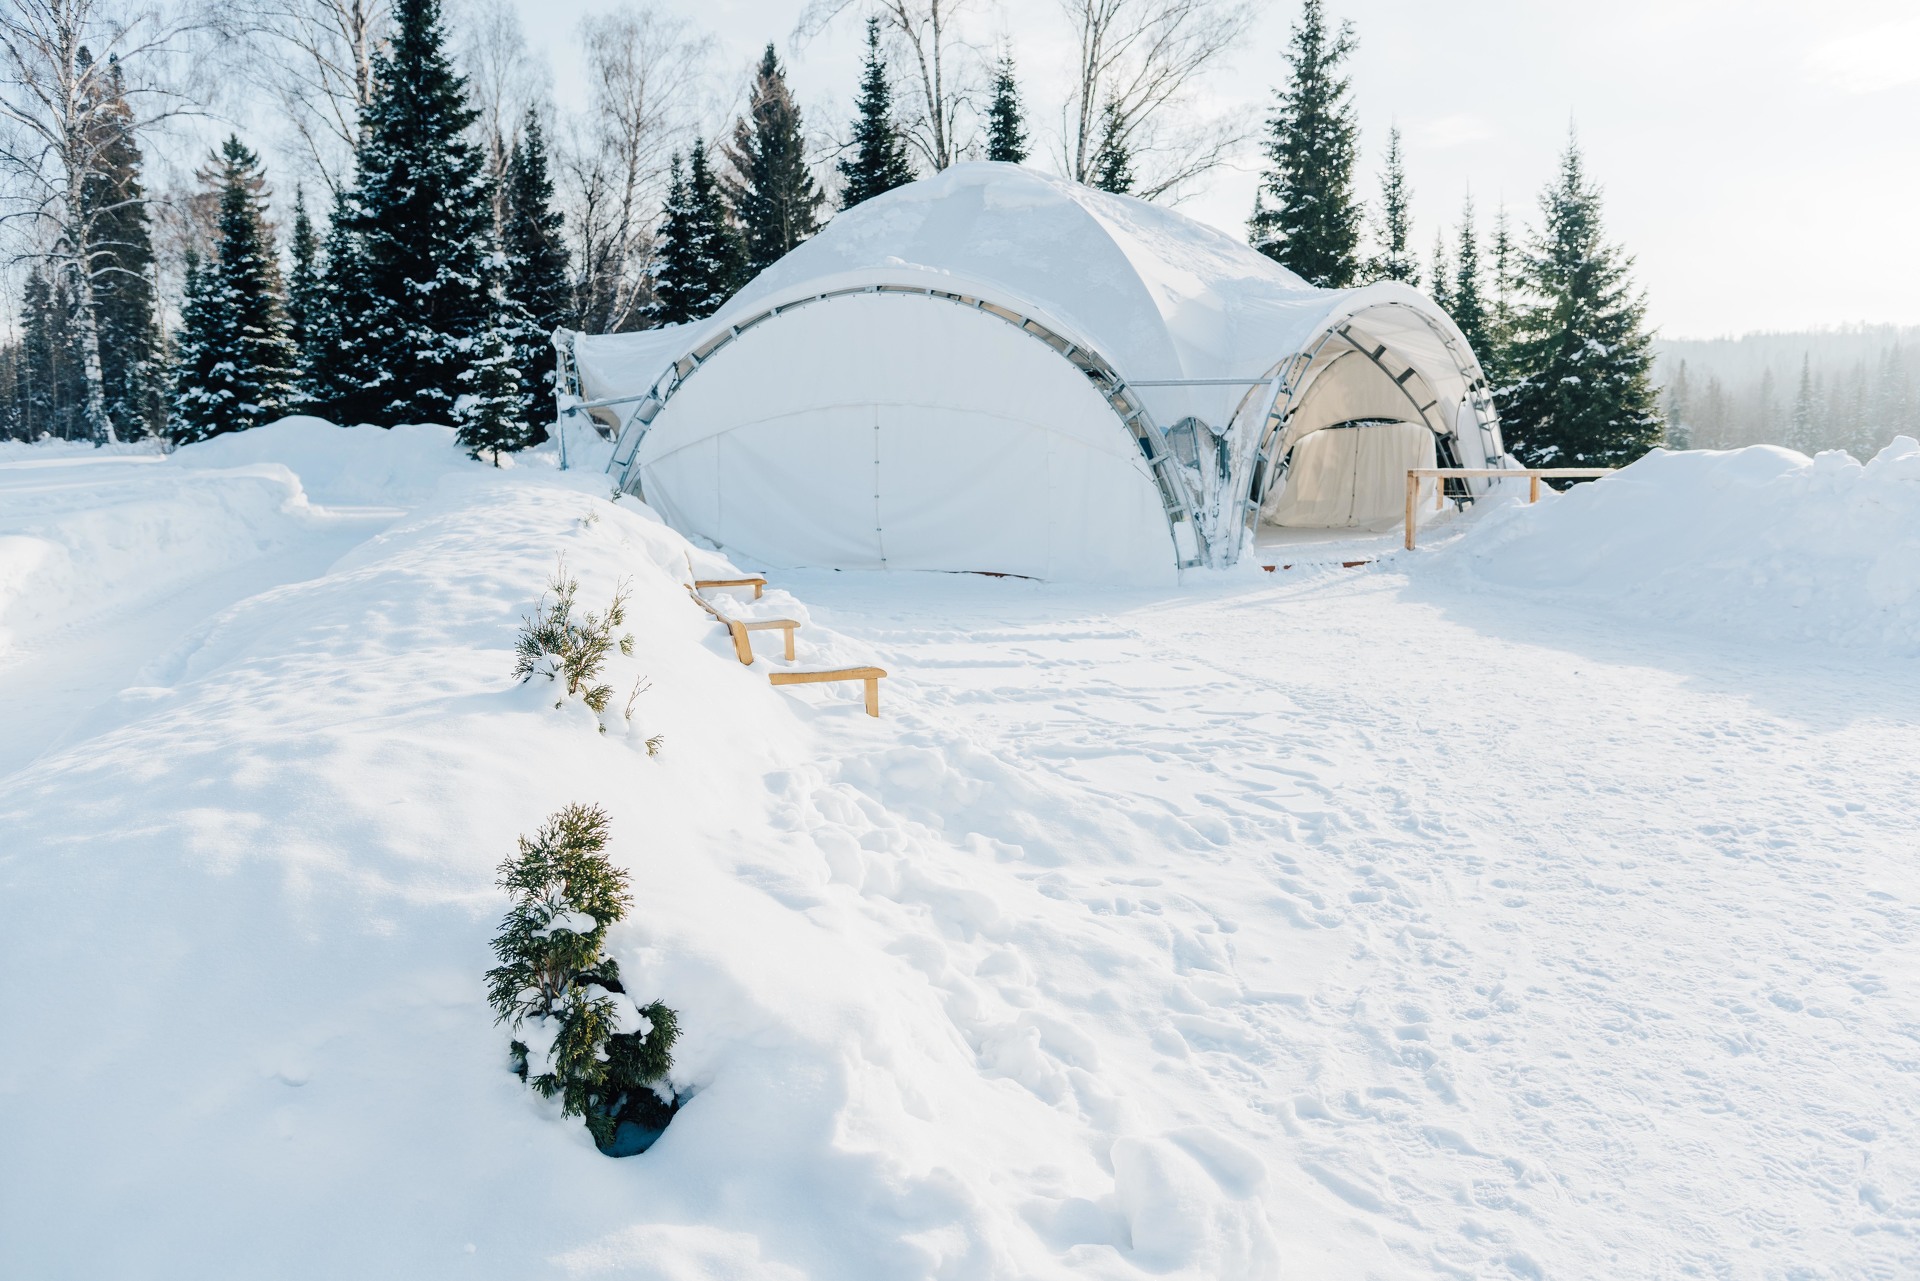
3 425 1917 1279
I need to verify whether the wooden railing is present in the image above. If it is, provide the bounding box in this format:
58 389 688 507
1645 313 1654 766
1404 468 1616 550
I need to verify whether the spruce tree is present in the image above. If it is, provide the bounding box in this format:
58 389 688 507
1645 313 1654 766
18 270 71 440
723 45 824 276
501 108 571 438
328 0 495 426
1092 103 1134 195
82 57 162 439
286 188 323 395
1487 203 1518 386
1249 0 1362 287
487 803 679 1152
171 137 300 444
1450 195 1494 368
304 186 370 419
838 18 914 209
1787 355 1818 455
985 56 1028 164
1664 359 1692 449
1367 125 1417 285
649 145 748 327
1428 230 1452 314
455 304 527 462
1496 137 1662 467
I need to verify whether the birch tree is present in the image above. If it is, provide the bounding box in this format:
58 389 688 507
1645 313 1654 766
1058 0 1251 201
0 0 196 442
560 8 709 333
217 0 390 195
799 0 981 172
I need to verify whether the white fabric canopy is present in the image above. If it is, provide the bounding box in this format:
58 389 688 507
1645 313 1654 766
1265 423 1438 529
570 163 1509 580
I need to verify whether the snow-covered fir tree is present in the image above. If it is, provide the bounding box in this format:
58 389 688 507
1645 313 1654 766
1367 125 1417 285
649 144 748 327
170 137 299 444
454 298 527 462
322 0 495 426
486 803 678 1151
1250 0 1362 287
1092 103 1134 195
303 187 365 417
1496 137 1662 467
285 188 322 395
1663 359 1692 449
501 108 570 438
985 56 1028 164
82 56 162 439
1487 203 1518 387
723 45 823 276
838 18 914 209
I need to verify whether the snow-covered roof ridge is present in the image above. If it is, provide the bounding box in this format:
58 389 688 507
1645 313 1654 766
715 162 1339 384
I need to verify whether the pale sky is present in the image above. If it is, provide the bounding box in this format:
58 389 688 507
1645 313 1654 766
513 0 1920 340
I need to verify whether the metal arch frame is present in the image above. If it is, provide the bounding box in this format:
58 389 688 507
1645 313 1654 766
1233 299 1509 538
589 284 1211 570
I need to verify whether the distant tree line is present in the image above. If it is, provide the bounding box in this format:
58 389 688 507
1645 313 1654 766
1660 330 1919 460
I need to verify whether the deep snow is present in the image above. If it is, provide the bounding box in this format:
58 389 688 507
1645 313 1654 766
2 424 1916 1279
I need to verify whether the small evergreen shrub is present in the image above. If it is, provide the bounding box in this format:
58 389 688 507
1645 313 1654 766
514 561 634 719
487 803 680 1154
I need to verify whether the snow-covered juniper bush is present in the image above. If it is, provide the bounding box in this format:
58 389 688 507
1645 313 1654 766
486 803 679 1153
513 561 634 720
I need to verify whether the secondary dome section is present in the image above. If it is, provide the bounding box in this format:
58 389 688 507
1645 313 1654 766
630 286 1180 584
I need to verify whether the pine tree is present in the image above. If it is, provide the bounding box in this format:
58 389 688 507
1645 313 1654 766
985 55 1028 164
501 108 571 439
82 57 162 439
723 45 824 276
1450 195 1494 368
487 803 679 1152
1092 102 1134 195
1367 125 1417 285
327 0 496 426
838 18 914 209
1487 203 1518 387
1249 0 1361 287
286 188 323 394
171 137 300 444
649 145 749 327
1787 355 1818 455
1495 137 1662 467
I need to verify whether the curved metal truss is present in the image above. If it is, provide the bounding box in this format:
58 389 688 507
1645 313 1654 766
590 284 1210 569
1234 300 1506 537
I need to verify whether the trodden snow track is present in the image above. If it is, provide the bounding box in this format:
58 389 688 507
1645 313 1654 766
776 565 1920 1277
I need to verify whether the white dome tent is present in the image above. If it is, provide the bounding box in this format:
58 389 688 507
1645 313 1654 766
562 163 1509 584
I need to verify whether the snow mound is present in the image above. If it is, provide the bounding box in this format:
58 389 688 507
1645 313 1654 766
174 416 484 505
1435 438 1920 656
0 459 310 653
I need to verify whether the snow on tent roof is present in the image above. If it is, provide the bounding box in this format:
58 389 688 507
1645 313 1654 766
568 163 1506 580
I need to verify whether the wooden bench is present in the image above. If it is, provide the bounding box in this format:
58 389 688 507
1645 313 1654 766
693 576 765 600
768 666 887 717
685 585 798 664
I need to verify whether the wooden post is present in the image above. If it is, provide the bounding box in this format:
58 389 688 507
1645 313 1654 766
1405 472 1420 551
1436 477 1445 511
864 674 881 717
1529 473 1541 504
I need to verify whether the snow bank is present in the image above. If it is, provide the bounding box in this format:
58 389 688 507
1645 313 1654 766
0 457 310 653
1433 438 1920 657
0 434 166 460
174 416 484 505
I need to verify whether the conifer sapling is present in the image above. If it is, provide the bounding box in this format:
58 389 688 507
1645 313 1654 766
486 803 679 1151
513 561 635 722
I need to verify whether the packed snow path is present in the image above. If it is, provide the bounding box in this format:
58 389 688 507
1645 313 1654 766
4 434 1916 1279
778 566 1920 1277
